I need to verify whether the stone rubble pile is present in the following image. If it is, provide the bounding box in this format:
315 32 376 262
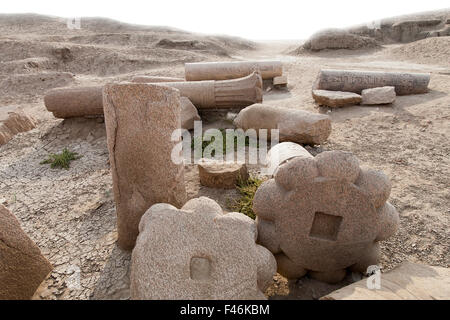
312 69 430 108
8 56 436 300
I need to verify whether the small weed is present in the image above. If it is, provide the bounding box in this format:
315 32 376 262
229 175 265 220
40 148 81 170
191 129 258 157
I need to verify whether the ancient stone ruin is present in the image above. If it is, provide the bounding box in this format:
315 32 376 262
185 60 282 81
131 197 276 299
314 69 430 95
103 83 186 250
312 90 362 108
253 143 399 283
0 106 37 145
361 86 396 105
233 103 331 145
0 204 53 299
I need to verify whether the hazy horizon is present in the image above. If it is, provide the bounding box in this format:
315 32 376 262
1 0 449 40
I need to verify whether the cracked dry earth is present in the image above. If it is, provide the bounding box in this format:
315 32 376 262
1 22 450 299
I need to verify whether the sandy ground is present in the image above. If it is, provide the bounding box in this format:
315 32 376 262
0 14 449 300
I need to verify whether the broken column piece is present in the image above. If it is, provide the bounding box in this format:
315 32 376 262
0 204 53 299
253 143 399 283
185 60 282 81
314 69 430 95
103 83 186 250
322 262 450 300
44 73 262 118
44 86 104 118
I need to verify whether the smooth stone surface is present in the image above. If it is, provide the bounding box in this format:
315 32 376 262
253 146 399 283
304 29 379 51
198 158 249 189
361 86 396 105
0 204 53 299
185 60 282 81
233 104 331 145
273 75 288 86
103 83 186 250
180 97 200 130
322 262 450 300
312 90 362 107
130 197 277 299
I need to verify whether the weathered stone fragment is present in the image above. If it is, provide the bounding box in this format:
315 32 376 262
253 144 399 283
304 29 379 51
159 72 263 109
312 90 362 107
131 197 277 299
185 60 282 81
361 86 396 105
131 75 185 83
103 83 186 250
322 262 450 300
180 97 200 130
273 75 288 87
44 86 103 118
0 204 53 300
198 159 248 189
233 104 331 145
314 69 430 95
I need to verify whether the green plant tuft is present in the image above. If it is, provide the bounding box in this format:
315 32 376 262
40 148 81 170
191 128 258 157
229 175 265 220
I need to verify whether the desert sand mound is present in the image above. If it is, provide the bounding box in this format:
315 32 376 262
302 28 380 51
387 36 450 66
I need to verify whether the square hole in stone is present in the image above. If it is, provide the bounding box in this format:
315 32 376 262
190 257 212 281
309 212 342 241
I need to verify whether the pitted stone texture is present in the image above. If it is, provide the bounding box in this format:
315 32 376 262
198 159 249 189
103 83 186 250
0 204 53 299
253 146 399 283
265 142 314 176
361 86 396 105
233 104 331 145
130 197 277 299
312 90 362 107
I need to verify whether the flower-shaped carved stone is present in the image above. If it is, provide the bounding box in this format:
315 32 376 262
253 148 399 283
131 197 277 299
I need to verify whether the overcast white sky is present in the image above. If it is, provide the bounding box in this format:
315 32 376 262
1 0 449 40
